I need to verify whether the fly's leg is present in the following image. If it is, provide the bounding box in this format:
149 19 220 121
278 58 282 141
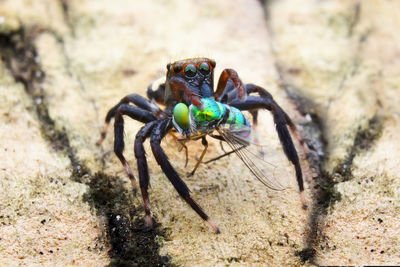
179 141 189 168
112 104 157 194
229 91 307 209
176 133 207 172
169 132 189 167
219 141 227 153
205 132 246 164
150 119 220 233
187 136 208 177
97 94 161 145
134 120 158 228
204 145 246 164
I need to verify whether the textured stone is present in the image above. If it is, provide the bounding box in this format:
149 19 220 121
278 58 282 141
267 0 400 265
2 0 398 266
0 62 108 265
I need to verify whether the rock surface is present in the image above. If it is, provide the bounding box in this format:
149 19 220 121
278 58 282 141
0 0 398 266
267 0 400 265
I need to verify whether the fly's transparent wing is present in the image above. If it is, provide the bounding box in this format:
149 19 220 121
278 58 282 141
217 124 289 191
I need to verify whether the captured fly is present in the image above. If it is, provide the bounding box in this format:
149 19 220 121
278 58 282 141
172 97 289 191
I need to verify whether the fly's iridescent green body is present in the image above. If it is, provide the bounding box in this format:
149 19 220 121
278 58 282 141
172 98 250 136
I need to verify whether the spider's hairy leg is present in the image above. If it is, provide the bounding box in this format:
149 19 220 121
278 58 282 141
97 94 160 145
150 119 220 233
134 120 158 228
230 90 307 209
246 84 308 152
112 104 157 194
248 109 259 129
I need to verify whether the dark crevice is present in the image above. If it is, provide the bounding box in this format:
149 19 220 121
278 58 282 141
86 173 171 267
59 0 76 36
0 26 170 266
0 27 87 177
333 115 383 182
274 64 329 264
274 63 326 163
274 63 384 264
297 116 383 264
263 2 383 264
348 2 361 37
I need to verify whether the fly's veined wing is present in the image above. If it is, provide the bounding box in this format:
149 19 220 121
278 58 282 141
217 124 290 191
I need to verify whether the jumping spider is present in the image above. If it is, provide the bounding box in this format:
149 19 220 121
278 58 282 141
97 58 307 233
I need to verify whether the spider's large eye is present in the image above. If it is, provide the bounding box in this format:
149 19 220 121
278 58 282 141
199 62 210 75
210 59 216 68
173 65 182 73
184 64 197 77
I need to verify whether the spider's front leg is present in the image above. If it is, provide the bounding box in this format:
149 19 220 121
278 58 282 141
134 120 159 228
214 68 307 206
150 119 220 233
229 90 307 209
97 94 161 145
245 84 308 150
106 102 158 193
214 69 260 131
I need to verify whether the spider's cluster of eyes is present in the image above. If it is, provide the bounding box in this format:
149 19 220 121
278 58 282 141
170 60 215 77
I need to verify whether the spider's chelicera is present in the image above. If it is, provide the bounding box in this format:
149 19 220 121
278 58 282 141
97 58 307 233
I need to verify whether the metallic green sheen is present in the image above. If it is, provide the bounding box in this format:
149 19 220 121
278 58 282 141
191 98 224 125
227 106 246 125
173 103 190 129
199 62 210 74
184 64 197 77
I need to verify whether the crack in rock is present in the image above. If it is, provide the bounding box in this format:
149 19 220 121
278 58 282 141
262 2 384 263
0 26 170 266
332 115 383 182
58 0 76 36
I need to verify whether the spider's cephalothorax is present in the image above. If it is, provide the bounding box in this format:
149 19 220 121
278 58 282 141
165 58 215 105
97 57 307 233
162 58 216 107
